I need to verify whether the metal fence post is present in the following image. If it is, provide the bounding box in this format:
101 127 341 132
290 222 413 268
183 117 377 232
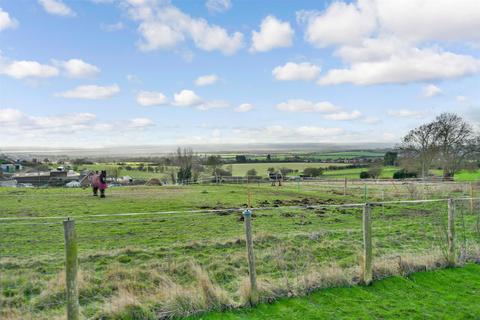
63 218 79 320
362 203 373 285
447 199 456 267
243 209 258 304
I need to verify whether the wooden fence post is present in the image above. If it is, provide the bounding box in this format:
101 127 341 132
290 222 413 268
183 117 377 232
63 219 79 320
447 199 456 267
362 203 373 285
344 178 347 196
364 184 368 202
243 209 258 304
470 182 474 213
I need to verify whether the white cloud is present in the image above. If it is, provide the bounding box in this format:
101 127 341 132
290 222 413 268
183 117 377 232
423 84 442 97
195 74 219 86
374 0 480 43
0 59 59 79
0 56 101 80
387 109 425 118
126 2 243 55
0 108 24 123
295 126 344 137
101 22 125 32
297 1 376 48
56 84 120 99
0 108 156 145
38 0 75 17
0 108 96 134
272 62 320 81
197 100 229 111
136 91 167 106
456 95 468 102
0 8 18 31
206 0 231 14
276 99 341 113
299 1 480 86
173 89 202 107
299 0 480 47
324 110 362 121
318 45 480 85
128 117 154 128
54 59 100 78
235 103 254 112
250 15 294 52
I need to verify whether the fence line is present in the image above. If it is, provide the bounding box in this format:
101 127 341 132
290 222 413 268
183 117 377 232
1 196 479 319
1 197 479 222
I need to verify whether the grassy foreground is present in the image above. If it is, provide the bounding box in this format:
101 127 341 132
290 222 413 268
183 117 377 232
198 264 480 320
1 182 478 319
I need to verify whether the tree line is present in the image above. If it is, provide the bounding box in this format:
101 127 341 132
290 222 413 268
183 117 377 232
399 113 479 179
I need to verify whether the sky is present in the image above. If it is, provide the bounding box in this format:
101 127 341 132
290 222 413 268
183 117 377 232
0 0 479 148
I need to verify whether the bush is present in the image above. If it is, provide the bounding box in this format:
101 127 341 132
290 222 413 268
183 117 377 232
214 168 232 177
246 169 257 177
303 167 323 177
360 171 371 179
279 167 293 176
393 169 418 179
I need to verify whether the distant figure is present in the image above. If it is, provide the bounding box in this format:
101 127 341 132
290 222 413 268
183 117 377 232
99 170 108 198
91 171 100 196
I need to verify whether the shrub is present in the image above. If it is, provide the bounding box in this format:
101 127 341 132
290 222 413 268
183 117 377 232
246 168 257 177
393 169 417 179
214 168 232 177
302 167 323 177
360 171 371 179
279 167 293 176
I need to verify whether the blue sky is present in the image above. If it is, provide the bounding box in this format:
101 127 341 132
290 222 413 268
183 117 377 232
0 0 479 148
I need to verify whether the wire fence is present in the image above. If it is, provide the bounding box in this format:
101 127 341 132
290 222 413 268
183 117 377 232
0 180 477 219
1 195 479 319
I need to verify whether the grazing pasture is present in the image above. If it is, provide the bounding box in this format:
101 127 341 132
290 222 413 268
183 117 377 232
1 181 479 319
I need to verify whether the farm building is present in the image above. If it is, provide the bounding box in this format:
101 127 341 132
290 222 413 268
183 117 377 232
0 162 23 173
12 169 80 187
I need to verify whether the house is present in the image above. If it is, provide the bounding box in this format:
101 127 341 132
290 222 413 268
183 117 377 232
13 169 80 186
0 161 22 173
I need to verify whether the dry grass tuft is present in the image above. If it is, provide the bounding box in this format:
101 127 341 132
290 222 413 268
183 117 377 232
373 250 448 280
239 277 289 306
190 263 233 310
101 287 141 316
158 284 205 318
298 264 355 294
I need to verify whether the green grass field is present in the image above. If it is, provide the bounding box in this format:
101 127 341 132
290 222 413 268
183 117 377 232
1 181 479 319
197 264 480 320
230 162 349 176
78 161 480 182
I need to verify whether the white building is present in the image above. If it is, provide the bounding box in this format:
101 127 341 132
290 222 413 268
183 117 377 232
0 162 22 173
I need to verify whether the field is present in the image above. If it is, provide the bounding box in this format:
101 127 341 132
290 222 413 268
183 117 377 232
1 181 479 319
78 162 480 181
229 162 349 176
198 264 480 320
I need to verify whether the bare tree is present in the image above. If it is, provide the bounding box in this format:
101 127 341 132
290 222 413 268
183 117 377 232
433 113 478 178
175 147 194 183
400 122 438 179
206 155 222 179
400 113 479 179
